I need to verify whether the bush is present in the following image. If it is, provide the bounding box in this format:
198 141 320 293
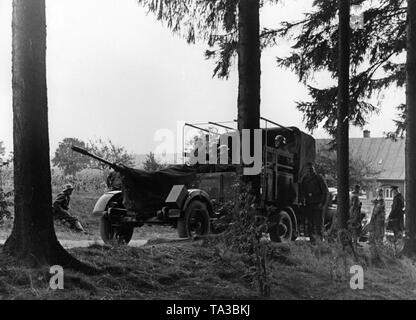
206 181 273 297
0 189 13 223
51 168 107 193
0 163 13 222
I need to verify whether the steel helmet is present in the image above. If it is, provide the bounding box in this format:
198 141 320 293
63 184 74 192
274 135 286 147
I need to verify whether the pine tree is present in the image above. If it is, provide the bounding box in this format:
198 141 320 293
404 0 416 255
4 0 94 272
337 0 351 231
275 0 407 135
137 0 262 195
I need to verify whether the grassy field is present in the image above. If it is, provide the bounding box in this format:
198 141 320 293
1 191 416 300
0 239 415 299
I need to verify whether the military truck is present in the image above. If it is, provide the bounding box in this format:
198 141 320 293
72 118 323 244
184 119 318 242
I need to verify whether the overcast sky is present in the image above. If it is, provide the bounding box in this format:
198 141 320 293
0 0 404 157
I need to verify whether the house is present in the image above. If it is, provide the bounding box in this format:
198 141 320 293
316 130 405 211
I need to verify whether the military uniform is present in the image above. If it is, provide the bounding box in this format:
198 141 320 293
369 196 385 245
52 189 83 230
348 190 362 244
106 171 123 190
387 192 405 235
300 171 329 241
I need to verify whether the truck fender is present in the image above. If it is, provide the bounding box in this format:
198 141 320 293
181 189 213 217
92 190 123 217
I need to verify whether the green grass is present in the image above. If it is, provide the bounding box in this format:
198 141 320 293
267 240 416 299
2 191 416 299
0 239 416 299
0 241 257 299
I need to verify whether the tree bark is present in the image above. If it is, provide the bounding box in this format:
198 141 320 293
336 0 350 231
4 0 94 272
237 0 261 197
404 0 416 255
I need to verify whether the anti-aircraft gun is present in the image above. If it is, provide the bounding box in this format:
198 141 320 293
71 116 324 245
71 146 213 244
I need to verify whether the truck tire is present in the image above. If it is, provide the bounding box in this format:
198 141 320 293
100 216 134 245
177 200 211 238
269 209 293 243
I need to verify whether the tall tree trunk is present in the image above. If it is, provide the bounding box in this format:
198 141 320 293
237 0 261 197
336 0 350 231
4 0 92 272
404 0 416 255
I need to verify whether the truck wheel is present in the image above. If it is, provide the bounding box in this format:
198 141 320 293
177 200 211 238
269 210 293 243
100 216 134 245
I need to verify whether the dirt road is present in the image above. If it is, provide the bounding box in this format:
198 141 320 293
0 239 148 249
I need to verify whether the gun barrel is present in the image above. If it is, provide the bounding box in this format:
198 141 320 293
71 145 118 169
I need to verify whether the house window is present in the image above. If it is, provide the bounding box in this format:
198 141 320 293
384 188 393 199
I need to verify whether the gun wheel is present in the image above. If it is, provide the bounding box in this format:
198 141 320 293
177 200 211 238
100 216 134 245
269 209 293 243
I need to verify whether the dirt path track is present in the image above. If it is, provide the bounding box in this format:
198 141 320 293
0 239 148 249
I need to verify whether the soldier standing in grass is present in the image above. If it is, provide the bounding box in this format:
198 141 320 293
387 185 405 240
348 184 363 248
369 188 386 245
300 162 329 243
52 184 84 232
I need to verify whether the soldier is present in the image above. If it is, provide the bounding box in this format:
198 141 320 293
274 135 287 149
106 170 123 191
387 185 405 240
300 162 329 243
52 184 84 232
348 184 363 247
369 188 386 245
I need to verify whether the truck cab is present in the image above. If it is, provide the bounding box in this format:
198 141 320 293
184 122 317 242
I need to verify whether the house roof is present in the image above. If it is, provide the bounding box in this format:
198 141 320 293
316 137 405 181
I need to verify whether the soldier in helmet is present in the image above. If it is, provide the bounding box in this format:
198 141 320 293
106 170 122 191
348 184 363 248
274 135 287 149
369 188 386 245
387 185 405 240
52 184 84 232
300 162 329 243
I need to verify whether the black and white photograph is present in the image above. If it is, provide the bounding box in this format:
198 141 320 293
0 0 415 305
